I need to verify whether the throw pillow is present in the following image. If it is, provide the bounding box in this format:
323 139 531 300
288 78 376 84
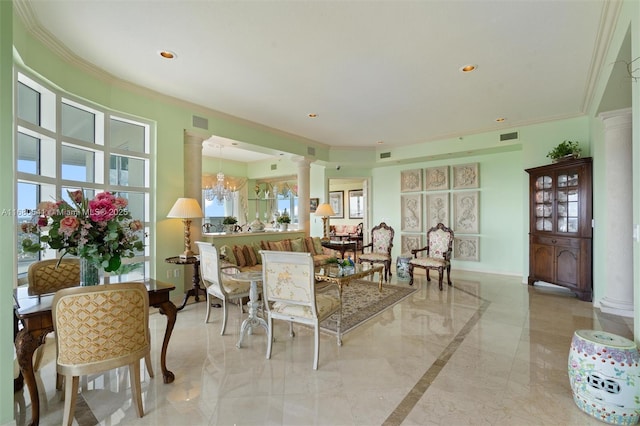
252 242 263 264
244 245 257 266
220 245 237 265
290 237 306 252
305 237 316 255
312 237 324 255
268 240 288 251
233 245 247 267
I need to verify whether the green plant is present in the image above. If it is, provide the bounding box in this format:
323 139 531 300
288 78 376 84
222 216 238 225
546 140 581 160
277 213 291 224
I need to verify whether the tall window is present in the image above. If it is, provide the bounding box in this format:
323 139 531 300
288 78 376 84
15 71 152 280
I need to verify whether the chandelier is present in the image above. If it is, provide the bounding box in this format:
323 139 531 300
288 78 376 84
204 145 234 204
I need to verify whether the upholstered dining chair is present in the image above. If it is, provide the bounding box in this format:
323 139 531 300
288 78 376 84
261 250 342 370
52 282 150 426
196 241 255 335
359 222 395 282
408 222 454 290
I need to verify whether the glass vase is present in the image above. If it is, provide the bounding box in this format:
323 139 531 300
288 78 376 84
80 257 100 286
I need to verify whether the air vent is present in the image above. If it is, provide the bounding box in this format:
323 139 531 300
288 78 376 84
307 147 316 156
192 115 209 130
380 152 391 159
271 164 277 170
500 131 519 141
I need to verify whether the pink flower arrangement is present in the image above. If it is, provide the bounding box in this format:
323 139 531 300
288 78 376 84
21 190 146 272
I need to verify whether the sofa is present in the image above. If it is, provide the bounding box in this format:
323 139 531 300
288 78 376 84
218 236 334 272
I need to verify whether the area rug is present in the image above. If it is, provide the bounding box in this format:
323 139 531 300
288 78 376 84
319 279 417 335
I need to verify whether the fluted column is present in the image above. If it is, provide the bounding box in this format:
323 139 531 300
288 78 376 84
184 130 204 246
599 108 634 317
292 156 313 236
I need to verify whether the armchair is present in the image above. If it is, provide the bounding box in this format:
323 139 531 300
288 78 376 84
358 222 394 282
261 250 342 370
408 223 454 289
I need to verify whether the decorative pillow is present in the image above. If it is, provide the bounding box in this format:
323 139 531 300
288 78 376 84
268 240 288 251
305 237 316 255
312 237 324 255
244 245 258 266
233 245 247 267
252 242 263 264
290 237 306 252
220 245 237 265
261 240 269 250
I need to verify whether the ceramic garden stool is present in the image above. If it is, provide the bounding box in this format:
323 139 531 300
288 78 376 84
568 330 640 425
396 254 412 281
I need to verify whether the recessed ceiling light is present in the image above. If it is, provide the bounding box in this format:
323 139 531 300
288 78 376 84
460 64 477 73
495 117 506 122
307 113 318 118
159 50 177 59
377 141 384 145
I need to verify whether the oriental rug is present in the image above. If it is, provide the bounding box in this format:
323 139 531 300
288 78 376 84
319 279 417 335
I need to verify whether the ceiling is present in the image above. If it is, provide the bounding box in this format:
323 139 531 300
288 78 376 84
16 0 619 161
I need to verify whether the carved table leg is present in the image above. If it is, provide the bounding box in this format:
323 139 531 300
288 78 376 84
156 300 177 384
16 327 52 426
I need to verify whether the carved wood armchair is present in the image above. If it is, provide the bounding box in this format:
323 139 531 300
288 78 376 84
358 222 394 282
408 222 454 289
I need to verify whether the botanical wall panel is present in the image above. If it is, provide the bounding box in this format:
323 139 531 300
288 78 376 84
401 234 424 255
454 236 479 261
400 169 423 192
425 166 449 191
453 163 479 189
453 191 479 234
425 193 449 229
401 194 422 232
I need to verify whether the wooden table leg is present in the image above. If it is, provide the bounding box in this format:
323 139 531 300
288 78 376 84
155 300 177 384
15 327 51 426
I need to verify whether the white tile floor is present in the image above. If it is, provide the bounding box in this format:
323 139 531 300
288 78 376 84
14 270 634 425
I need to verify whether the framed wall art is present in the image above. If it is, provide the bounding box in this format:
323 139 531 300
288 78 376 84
425 193 449 229
309 197 319 213
401 234 423 254
454 236 479 261
348 189 364 219
425 166 449 191
400 169 423 192
453 191 479 234
401 194 422 232
453 163 479 189
329 191 344 218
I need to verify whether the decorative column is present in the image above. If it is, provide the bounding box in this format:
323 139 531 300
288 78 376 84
184 130 204 246
292 156 313 236
599 108 634 317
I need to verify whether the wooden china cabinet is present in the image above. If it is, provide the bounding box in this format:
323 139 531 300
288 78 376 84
525 157 592 301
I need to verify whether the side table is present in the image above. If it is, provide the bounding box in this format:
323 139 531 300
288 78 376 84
165 256 206 311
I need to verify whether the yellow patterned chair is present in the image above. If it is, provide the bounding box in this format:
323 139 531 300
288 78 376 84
358 222 395 282
408 223 454 290
27 258 81 296
261 250 341 370
52 282 150 426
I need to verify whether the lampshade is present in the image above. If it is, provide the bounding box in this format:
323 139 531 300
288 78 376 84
315 203 335 217
167 198 204 219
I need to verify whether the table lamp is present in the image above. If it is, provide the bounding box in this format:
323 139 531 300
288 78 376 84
167 197 204 258
314 203 335 240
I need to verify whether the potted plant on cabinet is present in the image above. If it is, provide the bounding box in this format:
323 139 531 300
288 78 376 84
276 211 291 231
222 216 238 233
547 140 582 163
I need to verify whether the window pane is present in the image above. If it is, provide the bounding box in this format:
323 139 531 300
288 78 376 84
110 118 146 153
110 155 146 186
17 82 40 125
17 132 39 174
62 103 95 143
61 145 95 182
115 191 145 223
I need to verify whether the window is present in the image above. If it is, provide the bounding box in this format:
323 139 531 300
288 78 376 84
15 71 152 280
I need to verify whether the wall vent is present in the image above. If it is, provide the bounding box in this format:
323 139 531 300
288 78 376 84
271 164 277 170
192 115 209 130
380 152 391 159
500 131 519 141
307 147 316 156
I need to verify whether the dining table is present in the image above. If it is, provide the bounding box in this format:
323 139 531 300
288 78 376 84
14 278 177 426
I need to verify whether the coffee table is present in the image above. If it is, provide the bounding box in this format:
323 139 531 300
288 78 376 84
321 239 358 261
315 263 383 296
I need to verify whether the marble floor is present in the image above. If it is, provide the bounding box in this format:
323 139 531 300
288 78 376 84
14 270 635 426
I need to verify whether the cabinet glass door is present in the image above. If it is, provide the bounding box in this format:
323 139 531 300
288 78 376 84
534 175 553 231
556 171 579 233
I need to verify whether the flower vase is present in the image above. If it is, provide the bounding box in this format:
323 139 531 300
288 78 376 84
80 258 100 286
